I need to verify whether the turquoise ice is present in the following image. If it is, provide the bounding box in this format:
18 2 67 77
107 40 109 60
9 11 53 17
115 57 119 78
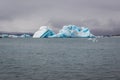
33 26 55 38
33 25 95 38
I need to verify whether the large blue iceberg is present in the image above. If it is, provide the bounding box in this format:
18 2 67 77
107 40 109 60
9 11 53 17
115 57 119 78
33 25 95 38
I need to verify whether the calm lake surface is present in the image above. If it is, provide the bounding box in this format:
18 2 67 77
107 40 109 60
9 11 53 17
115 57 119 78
0 38 120 80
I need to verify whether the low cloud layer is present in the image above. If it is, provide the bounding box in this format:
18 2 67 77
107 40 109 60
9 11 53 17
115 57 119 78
0 0 120 35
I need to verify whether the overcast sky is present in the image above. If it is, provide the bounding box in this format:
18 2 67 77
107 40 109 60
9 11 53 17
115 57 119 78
0 0 120 35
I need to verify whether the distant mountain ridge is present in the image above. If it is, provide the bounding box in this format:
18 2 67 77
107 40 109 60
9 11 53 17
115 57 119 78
0 32 33 36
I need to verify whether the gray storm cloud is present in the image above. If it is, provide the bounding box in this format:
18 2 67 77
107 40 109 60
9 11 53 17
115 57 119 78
0 0 120 35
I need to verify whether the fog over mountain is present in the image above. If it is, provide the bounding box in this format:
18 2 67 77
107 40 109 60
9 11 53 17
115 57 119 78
0 0 120 35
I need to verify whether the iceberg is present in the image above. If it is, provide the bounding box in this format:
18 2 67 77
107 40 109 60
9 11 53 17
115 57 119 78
20 34 31 38
8 35 18 38
1 34 9 38
33 25 95 38
49 25 95 38
33 26 55 38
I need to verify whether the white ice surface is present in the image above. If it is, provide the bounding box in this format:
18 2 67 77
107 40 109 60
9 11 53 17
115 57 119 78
50 25 95 38
33 26 55 38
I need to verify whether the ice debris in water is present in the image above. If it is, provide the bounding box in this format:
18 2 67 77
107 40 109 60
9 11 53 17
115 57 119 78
88 38 98 42
33 25 95 38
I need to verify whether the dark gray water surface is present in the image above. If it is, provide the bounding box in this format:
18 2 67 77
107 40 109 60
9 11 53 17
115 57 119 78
0 38 120 80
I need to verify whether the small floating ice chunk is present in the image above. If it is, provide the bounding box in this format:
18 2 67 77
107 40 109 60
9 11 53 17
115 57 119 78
20 34 31 38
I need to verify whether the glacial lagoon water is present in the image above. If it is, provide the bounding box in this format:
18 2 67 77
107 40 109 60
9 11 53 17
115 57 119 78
0 37 120 80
